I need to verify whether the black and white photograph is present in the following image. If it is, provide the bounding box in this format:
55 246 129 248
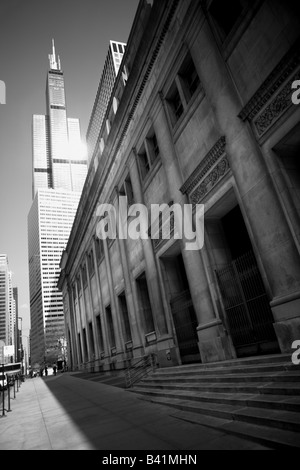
0 0 300 453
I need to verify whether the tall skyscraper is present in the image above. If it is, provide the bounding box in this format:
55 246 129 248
0 255 15 363
28 41 87 367
86 40 126 166
32 40 87 197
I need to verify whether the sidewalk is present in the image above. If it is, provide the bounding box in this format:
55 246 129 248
0 372 270 450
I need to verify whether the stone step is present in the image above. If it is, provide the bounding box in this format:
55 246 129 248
157 353 291 372
172 410 300 450
130 388 300 413
135 395 300 432
153 362 297 377
134 380 300 395
140 370 300 384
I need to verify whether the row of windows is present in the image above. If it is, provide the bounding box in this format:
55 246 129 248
75 271 155 362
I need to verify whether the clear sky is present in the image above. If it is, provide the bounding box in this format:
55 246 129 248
0 0 140 341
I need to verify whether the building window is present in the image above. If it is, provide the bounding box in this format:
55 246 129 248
118 293 132 343
95 237 104 264
137 129 160 181
106 305 116 349
166 83 184 126
120 175 134 206
87 250 95 276
82 264 88 288
96 315 104 353
136 273 155 334
165 52 201 128
208 0 249 43
178 55 201 103
137 147 150 180
77 276 81 295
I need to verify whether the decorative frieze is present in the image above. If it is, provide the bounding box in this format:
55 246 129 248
180 136 226 195
239 39 300 138
189 156 230 205
179 136 230 205
253 71 300 137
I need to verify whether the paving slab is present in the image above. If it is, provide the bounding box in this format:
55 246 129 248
0 373 272 451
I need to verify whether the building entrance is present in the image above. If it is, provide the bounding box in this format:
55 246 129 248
161 252 200 364
215 206 279 357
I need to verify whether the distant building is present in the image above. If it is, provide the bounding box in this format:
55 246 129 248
32 39 87 197
0 255 15 362
59 0 300 371
28 40 87 367
86 40 126 167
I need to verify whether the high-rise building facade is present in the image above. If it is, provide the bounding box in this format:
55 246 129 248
28 189 82 365
32 40 87 198
0 255 15 363
0 255 10 346
86 40 126 166
28 41 87 367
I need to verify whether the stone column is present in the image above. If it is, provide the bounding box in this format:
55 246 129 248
65 280 79 370
84 252 100 361
156 95 232 362
102 235 124 356
91 237 110 358
79 268 93 362
74 277 85 366
113 188 144 356
190 18 300 353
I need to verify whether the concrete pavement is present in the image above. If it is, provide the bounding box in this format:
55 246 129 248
0 372 271 450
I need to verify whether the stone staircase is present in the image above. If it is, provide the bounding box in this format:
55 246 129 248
129 353 300 449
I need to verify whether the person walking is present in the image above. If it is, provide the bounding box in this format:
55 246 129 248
44 365 48 377
53 364 57 376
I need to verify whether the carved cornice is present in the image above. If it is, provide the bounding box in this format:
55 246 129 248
180 136 227 195
253 70 300 137
239 38 300 137
189 156 230 204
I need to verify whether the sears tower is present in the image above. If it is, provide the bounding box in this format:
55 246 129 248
28 40 87 368
32 40 87 196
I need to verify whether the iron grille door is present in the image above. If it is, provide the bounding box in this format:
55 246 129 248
216 251 278 351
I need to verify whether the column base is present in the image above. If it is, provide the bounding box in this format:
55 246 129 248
145 335 180 368
197 319 236 364
271 292 300 353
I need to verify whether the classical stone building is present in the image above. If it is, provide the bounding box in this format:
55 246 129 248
58 0 300 371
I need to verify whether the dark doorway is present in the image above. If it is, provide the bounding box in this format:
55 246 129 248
162 252 200 364
216 206 279 357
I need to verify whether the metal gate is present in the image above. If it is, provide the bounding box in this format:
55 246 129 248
215 251 279 356
170 290 200 362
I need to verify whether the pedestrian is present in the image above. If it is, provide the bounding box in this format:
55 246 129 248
40 367 43 377
53 364 57 376
44 365 48 377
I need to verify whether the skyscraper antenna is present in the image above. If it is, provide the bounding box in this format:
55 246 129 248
48 38 61 71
